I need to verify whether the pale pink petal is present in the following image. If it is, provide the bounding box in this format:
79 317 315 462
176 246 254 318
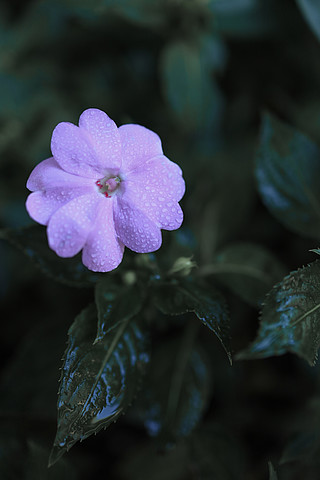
119 124 163 173
120 179 184 230
114 197 162 253
47 193 101 258
26 186 94 226
124 155 185 202
26 158 94 192
51 122 104 179
82 200 124 272
79 108 122 173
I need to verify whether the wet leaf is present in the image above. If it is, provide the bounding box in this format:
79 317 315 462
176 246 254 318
202 242 286 307
237 260 320 365
297 0 320 41
50 304 149 466
256 113 320 239
153 279 231 363
95 279 143 342
132 329 211 443
1 225 101 287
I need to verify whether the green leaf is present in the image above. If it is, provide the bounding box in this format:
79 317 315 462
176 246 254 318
100 0 164 27
160 40 223 132
208 0 287 38
201 243 286 307
268 461 278 480
297 0 320 41
49 303 149 466
95 280 143 342
132 326 211 443
153 279 232 363
237 260 320 365
1 225 101 287
256 113 320 239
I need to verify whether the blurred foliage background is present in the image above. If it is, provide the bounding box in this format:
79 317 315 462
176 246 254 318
2 0 320 479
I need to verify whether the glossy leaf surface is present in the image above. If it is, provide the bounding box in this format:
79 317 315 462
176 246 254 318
238 260 320 365
50 304 149 465
95 280 142 342
1 225 100 287
202 242 286 307
256 113 320 239
153 279 231 363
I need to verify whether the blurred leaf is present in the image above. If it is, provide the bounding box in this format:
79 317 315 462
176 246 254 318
268 461 278 480
208 0 288 37
237 260 320 365
95 280 142 342
160 40 223 133
280 397 320 465
201 243 286 307
256 113 320 239
0 318 66 419
100 0 164 27
296 0 320 41
153 279 232 363
117 424 244 479
50 303 149 466
132 327 211 443
0 435 76 480
1 225 101 287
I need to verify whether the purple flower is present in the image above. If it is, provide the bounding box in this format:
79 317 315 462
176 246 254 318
26 108 185 272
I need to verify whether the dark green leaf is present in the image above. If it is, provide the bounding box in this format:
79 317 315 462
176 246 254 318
208 0 286 38
237 260 320 365
1 225 101 287
160 40 223 132
117 424 244 480
268 461 278 480
132 327 211 443
201 243 286 307
297 0 320 41
256 113 320 239
100 0 164 27
153 279 231 363
95 280 143 342
50 304 149 466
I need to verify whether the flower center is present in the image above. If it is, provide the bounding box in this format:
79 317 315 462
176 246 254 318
96 176 121 198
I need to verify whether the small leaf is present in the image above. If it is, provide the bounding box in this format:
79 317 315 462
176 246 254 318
95 279 143 342
201 243 286 307
256 113 320 239
268 461 278 480
297 0 320 41
50 304 149 466
131 327 211 443
237 260 320 365
1 225 101 287
153 279 231 363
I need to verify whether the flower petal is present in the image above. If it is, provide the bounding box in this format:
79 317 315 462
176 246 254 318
51 122 104 178
114 197 162 253
26 158 94 192
82 200 124 272
125 155 185 202
119 124 163 173
47 193 101 258
26 186 95 226
79 108 122 173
